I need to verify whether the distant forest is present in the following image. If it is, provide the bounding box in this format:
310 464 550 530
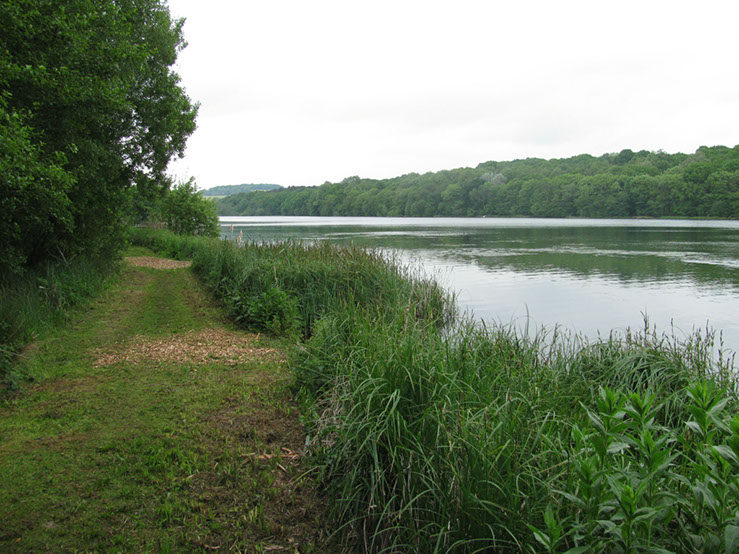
202 183 281 196
217 146 739 219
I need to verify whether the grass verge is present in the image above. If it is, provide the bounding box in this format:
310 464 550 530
0 248 329 552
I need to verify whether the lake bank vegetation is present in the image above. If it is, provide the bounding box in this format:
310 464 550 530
3 1 737 547
130 228 739 552
218 145 739 219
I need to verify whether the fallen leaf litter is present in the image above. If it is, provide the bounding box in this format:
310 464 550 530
125 256 192 269
94 328 284 368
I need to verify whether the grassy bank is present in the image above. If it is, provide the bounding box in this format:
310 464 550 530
128 228 739 552
1 257 117 389
127 227 453 340
298 310 738 552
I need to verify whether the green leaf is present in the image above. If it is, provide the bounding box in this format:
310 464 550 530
725 525 739 553
557 490 587 510
711 444 738 464
526 523 552 549
607 441 630 455
686 421 704 436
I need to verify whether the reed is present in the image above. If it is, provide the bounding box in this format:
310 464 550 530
127 227 454 339
297 305 737 552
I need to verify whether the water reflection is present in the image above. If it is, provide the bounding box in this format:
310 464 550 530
220 217 739 353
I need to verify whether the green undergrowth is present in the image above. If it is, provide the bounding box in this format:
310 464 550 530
1 256 118 389
128 228 739 552
0 246 328 551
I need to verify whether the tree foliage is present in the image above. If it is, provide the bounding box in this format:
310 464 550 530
0 99 74 273
217 147 739 220
158 179 219 237
0 0 197 274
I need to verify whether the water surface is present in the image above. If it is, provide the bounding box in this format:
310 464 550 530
221 217 739 354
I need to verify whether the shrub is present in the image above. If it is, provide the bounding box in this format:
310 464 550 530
230 287 300 337
157 179 220 238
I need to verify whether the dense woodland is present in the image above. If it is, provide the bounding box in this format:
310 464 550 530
202 183 282 196
218 146 739 219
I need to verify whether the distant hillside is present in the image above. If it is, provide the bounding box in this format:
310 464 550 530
202 183 282 197
216 146 739 219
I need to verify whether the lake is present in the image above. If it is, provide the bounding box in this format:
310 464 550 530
220 216 739 355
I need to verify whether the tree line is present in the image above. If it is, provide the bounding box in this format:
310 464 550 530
202 183 282 197
217 146 739 219
0 0 212 277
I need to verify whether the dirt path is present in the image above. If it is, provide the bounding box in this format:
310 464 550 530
0 254 329 552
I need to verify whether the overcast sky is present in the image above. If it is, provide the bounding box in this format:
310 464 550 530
166 0 739 190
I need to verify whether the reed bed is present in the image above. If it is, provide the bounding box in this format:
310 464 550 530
298 308 738 552
128 228 739 552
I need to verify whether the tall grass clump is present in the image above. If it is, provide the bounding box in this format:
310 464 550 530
129 228 738 551
294 303 737 551
295 307 570 551
1 257 115 388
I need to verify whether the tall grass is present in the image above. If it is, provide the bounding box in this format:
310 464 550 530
129 228 738 552
1 257 116 387
297 306 737 552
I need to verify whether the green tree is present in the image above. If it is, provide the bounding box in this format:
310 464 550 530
440 183 466 216
158 179 220 237
213 147 739 220
0 99 74 274
0 0 197 271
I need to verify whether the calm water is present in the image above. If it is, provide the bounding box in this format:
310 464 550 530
220 216 739 354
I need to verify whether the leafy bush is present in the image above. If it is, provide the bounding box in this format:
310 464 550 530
230 287 300 337
534 383 739 553
157 179 220 237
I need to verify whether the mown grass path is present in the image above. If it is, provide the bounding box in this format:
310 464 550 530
0 250 327 552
